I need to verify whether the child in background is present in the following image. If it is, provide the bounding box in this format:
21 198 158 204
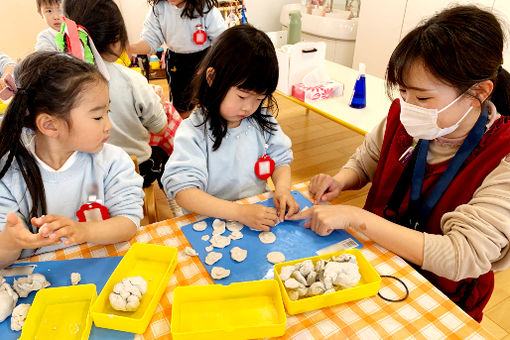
162 25 299 230
35 0 62 51
0 52 144 269
0 52 15 91
63 0 170 188
292 6 510 321
130 0 226 115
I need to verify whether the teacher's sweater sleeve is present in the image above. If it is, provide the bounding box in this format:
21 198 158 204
162 118 209 198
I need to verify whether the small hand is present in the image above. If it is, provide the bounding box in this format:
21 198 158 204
273 191 300 222
288 204 359 236
237 204 279 231
309 174 343 204
31 215 88 246
2 212 59 250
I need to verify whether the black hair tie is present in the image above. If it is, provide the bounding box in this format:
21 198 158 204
377 275 410 302
498 65 503 74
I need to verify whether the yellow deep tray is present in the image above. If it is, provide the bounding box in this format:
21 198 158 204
20 284 97 340
91 243 177 334
274 248 381 315
171 280 287 340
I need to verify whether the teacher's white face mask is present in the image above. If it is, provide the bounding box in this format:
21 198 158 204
400 93 473 140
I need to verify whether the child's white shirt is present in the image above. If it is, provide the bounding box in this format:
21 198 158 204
141 2 226 54
35 28 59 52
162 108 293 203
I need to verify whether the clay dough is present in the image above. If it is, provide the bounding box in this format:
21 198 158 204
0 276 18 323
10 303 30 331
258 231 276 244
109 276 147 312
205 245 214 252
230 247 247 262
267 251 285 264
193 221 207 231
229 230 243 240
205 252 223 265
226 220 243 232
13 273 50 298
211 267 230 280
201 235 210 242
210 234 231 248
71 273 81 286
184 246 198 257
212 219 226 235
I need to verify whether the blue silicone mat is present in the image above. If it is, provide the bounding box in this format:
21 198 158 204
181 190 362 285
0 257 133 340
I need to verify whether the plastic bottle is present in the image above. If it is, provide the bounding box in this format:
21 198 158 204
349 62 366 109
287 10 302 44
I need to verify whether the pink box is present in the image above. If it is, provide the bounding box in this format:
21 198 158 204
292 81 344 103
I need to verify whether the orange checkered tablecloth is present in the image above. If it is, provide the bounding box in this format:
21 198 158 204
24 183 495 339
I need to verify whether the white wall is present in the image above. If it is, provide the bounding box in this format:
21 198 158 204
118 0 151 44
244 0 296 32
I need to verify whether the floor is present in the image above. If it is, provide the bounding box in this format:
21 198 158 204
148 79 510 338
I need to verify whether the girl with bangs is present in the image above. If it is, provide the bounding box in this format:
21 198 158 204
162 25 299 231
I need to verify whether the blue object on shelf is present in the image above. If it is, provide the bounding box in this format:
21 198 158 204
350 62 366 109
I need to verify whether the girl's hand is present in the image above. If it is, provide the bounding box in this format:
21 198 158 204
237 204 279 231
273 191 300 222
288 204 360 236
32 215 89 246
2 213 59 250
309 174 343 204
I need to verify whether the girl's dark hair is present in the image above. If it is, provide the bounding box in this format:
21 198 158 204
148 0 219 19
386 5 510 116
0 52 106 222
191 24 279 151
62 0 128 58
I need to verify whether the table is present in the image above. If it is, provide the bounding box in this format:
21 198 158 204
277 60 392 135
24 183 495 339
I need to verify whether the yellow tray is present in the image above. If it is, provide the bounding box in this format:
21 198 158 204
171 280 287 340
91 243 177 333
274 249 381 315
20 284 97 340
0 102 8 115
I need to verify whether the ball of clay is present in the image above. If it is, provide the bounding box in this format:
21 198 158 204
0 277 18 323
13 273 50 298
109 276 147 312
11 303 30 331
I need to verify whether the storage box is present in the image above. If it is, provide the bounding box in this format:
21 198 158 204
274 249 381 315
171 280 287 340
20 284 97 340
90 243 177 333
292 80 344 103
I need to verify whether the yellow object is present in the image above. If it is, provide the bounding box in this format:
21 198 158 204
274 249 381 315
115 50 131 67
171 280 287 340
131 66 142 74
150 60 161 69
20 284 97 340
0 100 8 114
91 243 177 333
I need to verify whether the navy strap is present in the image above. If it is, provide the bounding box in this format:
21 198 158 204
409 106 489 230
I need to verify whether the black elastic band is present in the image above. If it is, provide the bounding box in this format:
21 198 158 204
377 275 409 302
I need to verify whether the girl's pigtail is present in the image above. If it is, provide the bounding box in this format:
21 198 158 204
491 67 510 116
0 91 47 219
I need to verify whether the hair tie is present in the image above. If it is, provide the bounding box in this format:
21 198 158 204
498 65 503 74
0 74 18 100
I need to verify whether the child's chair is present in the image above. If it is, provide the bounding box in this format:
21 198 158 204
130 155 159 224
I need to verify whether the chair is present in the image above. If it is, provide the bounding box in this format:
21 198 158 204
130 155 159 224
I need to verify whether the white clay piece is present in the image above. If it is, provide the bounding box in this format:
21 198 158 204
267 251 285 264
205 252 223 265
109 276 148 312
228 230 243 240
209 234 231 248
71 272 81 286
226 220 243 232
258 231 276 244
212 219 226 235
0 276 18 323
10 303 30 331
201 235 210 242
211 267 230 280
280 254 361 300
205 245 214 252
184 246 198 257
192 221 207 231
230 247 247 262
13 273 50 298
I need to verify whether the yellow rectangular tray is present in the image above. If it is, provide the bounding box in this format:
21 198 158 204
171 280 287 340
20 284 97 340
91 243 177 333
274 248 381 315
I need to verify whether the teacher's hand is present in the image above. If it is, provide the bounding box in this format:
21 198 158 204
288 204 360 236
309 174 343 204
